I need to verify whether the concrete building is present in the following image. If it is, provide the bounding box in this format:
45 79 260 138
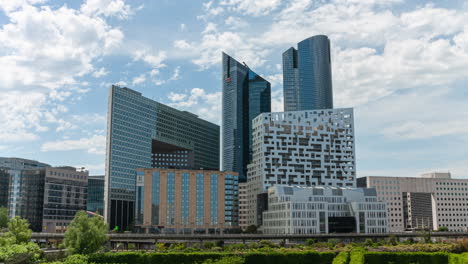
246 109 356 225
283 35 333 111
238 182 248 230
0 168 9 208
105 85 220 230
134 168 239 234
222 52 271 182
262 185 387 234
358 172 468 232
87 175 104 215
9 166 88 232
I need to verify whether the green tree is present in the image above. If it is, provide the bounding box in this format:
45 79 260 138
8 216 32 244
0 207 8 228
64 211 108 255
244 225 257 234
438 226 449 232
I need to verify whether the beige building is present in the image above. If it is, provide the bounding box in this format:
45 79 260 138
358 172 468 232
135 168 238 234
238 182 248 230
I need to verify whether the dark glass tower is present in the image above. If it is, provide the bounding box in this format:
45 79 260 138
222 53 271 182
283 35 333 111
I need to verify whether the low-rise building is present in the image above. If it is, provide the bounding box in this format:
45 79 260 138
262 185 388 234
135 168 239 234
358 172 468 232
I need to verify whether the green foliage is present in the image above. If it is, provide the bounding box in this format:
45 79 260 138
169 243 187 251
0 207 8 229
364 251 450 264
244 225 258 234
349 248 366 264
327 239 340 249
364 238 374 247
155 243 167 252
202 256 244 264
88 251 336 264
453 238 468 253
127 243 136 250
418 230 433 243
332 251 349 264
203 241 216 249
62 254 90 264
225 243 246 251
448 253 468 264
64 211 108 255
305 238 316 247
438 226 449 232
388 235 398 246
258 240 279 248
7 216 32 244
0 242 42 263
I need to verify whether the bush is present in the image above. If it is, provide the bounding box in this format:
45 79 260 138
306 239 317 247
364 239 374 247
64 211 108 255
453 238 468 253
332 251 349 264
128 243 136 250
202 256 244 264
388 235 398 246
0 242 42 263
169 243 187 251
203 241 216 250
349 248 366 264
259 240 279 248
225 243 246 251
438 226 449 232
364 252 449 264
155 243 167 252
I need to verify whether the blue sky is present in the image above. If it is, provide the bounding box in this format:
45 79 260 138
0 0 467 178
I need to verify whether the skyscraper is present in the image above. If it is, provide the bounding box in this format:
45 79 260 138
283 35 333 111
222 52 271 182
105 85 220 230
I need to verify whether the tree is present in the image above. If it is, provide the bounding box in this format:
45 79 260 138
7 216 32 244
0 207 8 228
244 225 257 234
438 226 449 232
64 211 108 255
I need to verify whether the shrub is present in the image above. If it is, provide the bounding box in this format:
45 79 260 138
364 239 374 247
0 242 42 263
155 243 167 252
349 248 366 264
169 243 187 251
203 241 216 249
438 226 449 232
364 252 450 264
64 211 108 255
202 256 244 264
332 251 349 264
453 238 468 253
259 240 279 248
388 235 398 246
127 243 136 250
305 239 317 247
225 243 246 251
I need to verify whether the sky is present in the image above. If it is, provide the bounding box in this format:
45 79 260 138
0 0 467 178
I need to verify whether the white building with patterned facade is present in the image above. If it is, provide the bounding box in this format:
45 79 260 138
262 185 388 234
246 109 356 226
358 172 468 232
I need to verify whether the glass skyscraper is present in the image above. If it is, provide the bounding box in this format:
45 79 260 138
105 85 220 230
283 35 333 111
222 53 271 182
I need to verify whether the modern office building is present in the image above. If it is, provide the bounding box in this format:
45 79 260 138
87 175 105 215
0 168 9 208
105 85 220 230
8 166 88 232
134 168 239 234
238 182 248 230
246 109 356 225
283 35 333 111
262 185 388 234
222 52 271 182
358 172 468 232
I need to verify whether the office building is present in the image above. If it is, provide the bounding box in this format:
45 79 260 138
0 168 9 208
9 166 88 232
134 168 238 234
283 35 333 111
87 175 105 215
105 85 220 230
358 172 468 232
246 109 356 225
262 185 387 234
238 182 248 230
222 52 271 182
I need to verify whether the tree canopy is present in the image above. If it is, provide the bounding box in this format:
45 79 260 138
0 207 7 229
7 216 32 244
64 211 108 255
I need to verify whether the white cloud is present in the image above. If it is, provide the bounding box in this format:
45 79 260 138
74 163 105 175
41 134 106 155
173 40 193 50
180 23 186 31
132 73 146 85
168 88 221 123
133 50 167 69
80 0 135 19
168 66 181 81
114 81 127 86
271 88 283 112
92 67 109 78
225 16 248 29
220 0 282 16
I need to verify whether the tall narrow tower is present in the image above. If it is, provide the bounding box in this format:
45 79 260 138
222 53 271 182
283 35 333 111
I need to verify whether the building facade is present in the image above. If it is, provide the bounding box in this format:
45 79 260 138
87 175 104 215
134 168 239 234
222 53 271 182
238 182 248 230
0 168 9 208
246 109 356 225
262 185 387 234
283 35 333 111
358 173 468 232
8 166 88 232
105 85 220 230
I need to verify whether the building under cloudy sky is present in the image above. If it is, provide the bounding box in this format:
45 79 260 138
0 0 467 178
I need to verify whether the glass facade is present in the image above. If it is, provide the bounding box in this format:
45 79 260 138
105 86 220 230
151 172 160 225
210 174 218 225
181 173 190 225
283 35 333 111
87 175 104 215
196 173 204 226
222 53 271 182
166 172 175 225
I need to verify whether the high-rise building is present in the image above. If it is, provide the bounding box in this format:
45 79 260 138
8 166 88 232
358 172 468 232
0 168 10 208
246 109 356 225
283 35 333 111
262 185 388 234
105 85 220 230
222 52 271 182
134 168 238 234
87 175 104 215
